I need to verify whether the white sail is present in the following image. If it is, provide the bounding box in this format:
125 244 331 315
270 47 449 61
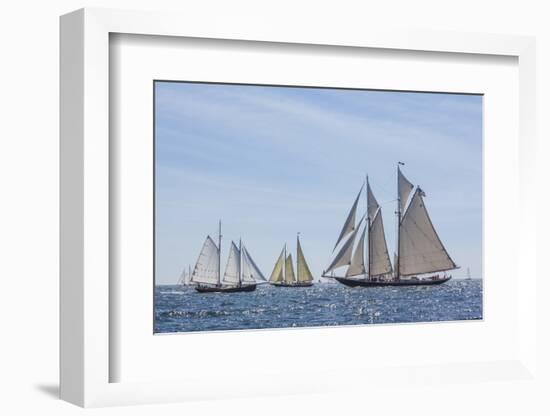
398 167 414 213
333 186 362 250
325 216 363 274
269 248 285 283
297 238 314 283
346 224 366 277
369 210 393 276
190 236 220 285
367 180 379 220
399 188 457 276
177 270 186 285
186 267 193 285
242 245 266 283
285 254 296 284
222 242 241 285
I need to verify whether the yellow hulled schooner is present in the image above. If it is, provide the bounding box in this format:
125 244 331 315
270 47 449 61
269 233 314 287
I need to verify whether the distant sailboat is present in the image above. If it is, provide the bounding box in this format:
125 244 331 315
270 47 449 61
177 264 193 287
465 267 472 280
269 233 314 287
192 221 267 293
323 164 458 287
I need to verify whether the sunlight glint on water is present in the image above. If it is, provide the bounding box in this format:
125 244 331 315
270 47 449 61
154 280 482 333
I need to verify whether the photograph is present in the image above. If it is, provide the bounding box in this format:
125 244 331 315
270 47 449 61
153 81 483 333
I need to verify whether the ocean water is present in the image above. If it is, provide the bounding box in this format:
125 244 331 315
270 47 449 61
154 279 482 333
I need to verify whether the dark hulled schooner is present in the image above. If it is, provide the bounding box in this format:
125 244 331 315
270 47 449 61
269 234 314 287
192 221 267 293
323 165 458 287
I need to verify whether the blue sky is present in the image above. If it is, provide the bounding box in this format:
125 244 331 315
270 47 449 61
155 81 482 285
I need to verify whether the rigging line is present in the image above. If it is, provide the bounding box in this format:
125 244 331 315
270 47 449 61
374 176 398 200
378 198 399 205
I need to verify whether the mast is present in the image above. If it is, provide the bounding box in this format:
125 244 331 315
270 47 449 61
366 175 371 281
283 243 287 282
396 163 402 280
218 220 222 287
296 233 300 283
239 238 242 286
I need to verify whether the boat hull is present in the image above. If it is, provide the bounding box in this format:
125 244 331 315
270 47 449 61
195 284 257 293
334 276 452 287
270 282 313 287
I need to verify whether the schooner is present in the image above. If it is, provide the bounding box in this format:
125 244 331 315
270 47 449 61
323 164 458 287
191 221 268 293
269 233 314 287
177 264 193 287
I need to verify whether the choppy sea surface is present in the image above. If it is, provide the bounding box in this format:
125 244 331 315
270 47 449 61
154 279 482 333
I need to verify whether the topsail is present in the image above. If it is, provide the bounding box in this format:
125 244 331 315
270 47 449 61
367 181 379 220
398 167 414 213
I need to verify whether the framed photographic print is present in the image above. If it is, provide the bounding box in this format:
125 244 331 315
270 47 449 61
60 8 538 408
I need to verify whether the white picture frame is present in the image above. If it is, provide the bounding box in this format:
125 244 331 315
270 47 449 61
60 7 537 408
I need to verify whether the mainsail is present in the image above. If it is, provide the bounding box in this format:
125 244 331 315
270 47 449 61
297 238 314 283
222 242 241 285
398 167 414 213
346 224 366 277
369 210 393 276
333 186 362 250
398 188 457 276
191 236 220 285
269 248 285 283
285 254 296 284
242 245 267 283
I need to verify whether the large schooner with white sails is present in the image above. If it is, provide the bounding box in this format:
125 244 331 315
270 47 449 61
269 233 314 287
191 221 268 293
323 164 458 287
